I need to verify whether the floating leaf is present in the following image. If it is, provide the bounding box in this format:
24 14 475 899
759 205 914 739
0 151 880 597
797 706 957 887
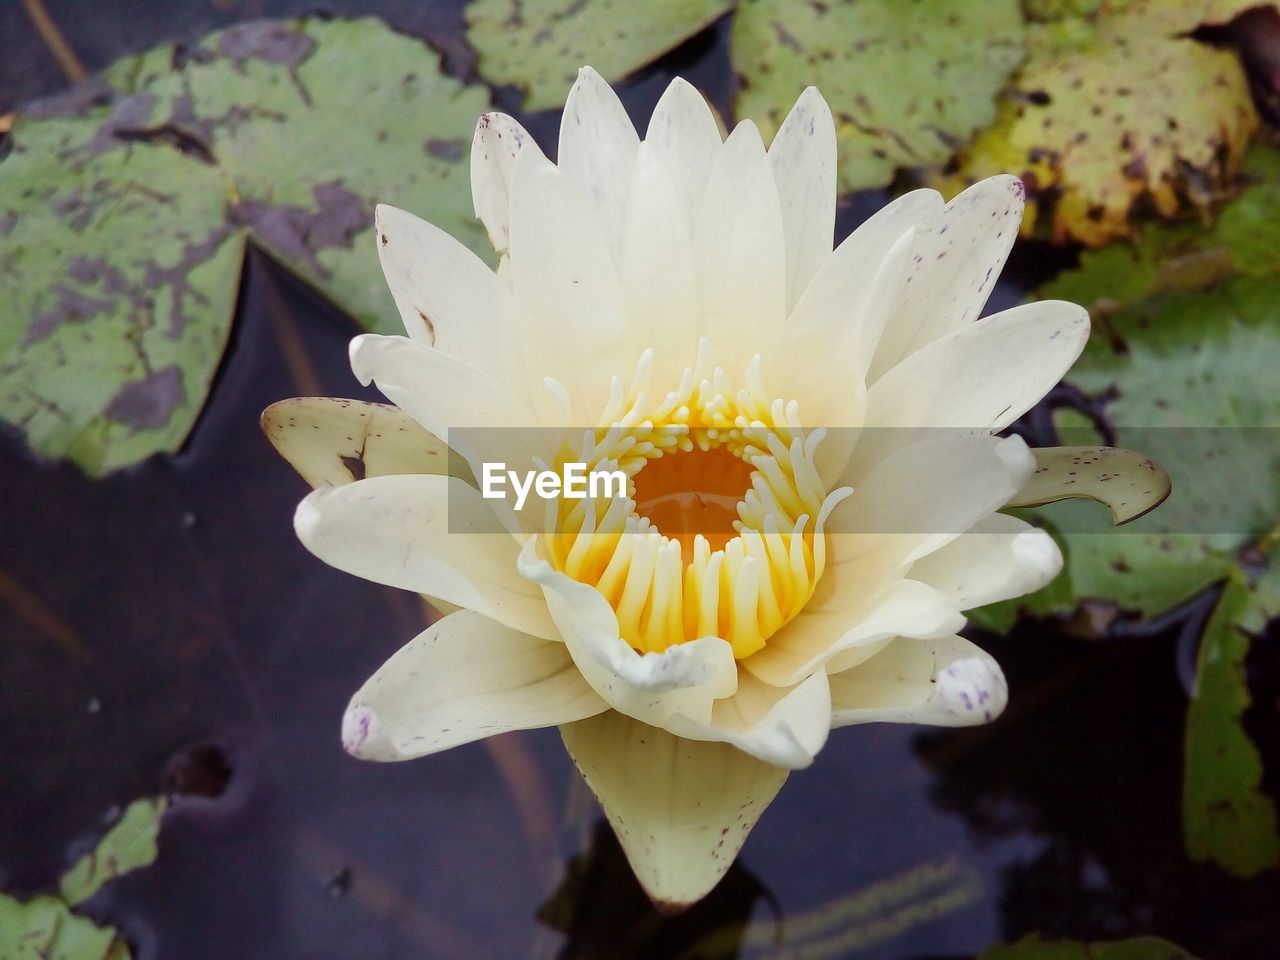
0 894 131 960
971 147 1280 629
940 0 1266 245
979 933 1196 959
0 18 490 476
466 0 732 111
59 797 168 907
1183 571 1280 877
730 0 1025 192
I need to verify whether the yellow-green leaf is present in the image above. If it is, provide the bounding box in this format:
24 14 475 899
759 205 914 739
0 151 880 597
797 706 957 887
0 894 131 960
731 0 1025 192
940 1 1265 245
59 797 168 906
466 0 732 111
1183 572 1280 877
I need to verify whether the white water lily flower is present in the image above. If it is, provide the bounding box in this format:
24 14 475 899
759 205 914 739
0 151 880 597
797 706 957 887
263 67 1166 909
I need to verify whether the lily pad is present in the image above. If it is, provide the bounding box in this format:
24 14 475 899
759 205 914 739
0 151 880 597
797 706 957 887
730 0 1025 192
465 0 733 111
0 894 131 960
941 0 1267 245
59 797 168 906
0 18 490 476
979 934 1196 959
973 146 1280 630
1183 571 1280 877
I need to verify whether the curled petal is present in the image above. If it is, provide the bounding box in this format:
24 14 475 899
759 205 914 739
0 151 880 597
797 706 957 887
1008 446 1172 524
829 634 1008 728
665 669 832 769
909 513 1063 610
560 710 788 909
518 540 737 728
296 475 555 639
343 610 606 760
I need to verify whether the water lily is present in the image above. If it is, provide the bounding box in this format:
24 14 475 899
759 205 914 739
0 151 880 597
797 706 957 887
263 67 1168 908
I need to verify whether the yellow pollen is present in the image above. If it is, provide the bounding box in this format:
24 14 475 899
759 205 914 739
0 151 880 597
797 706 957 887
542 348 848 660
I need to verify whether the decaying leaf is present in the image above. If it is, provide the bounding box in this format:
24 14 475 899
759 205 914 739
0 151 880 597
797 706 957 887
466 0 732 111
59 797 168 907
979 933 1196 959
730 0 1025 192
1182 572 1280 877
0 18 490 476
940 0 1269 245
0 894 131 960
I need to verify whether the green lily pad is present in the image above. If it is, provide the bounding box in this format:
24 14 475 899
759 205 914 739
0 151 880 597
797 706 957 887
466 0 733 111
1183 571 1280 877
730 0 1025 192
59 797 168 906
0 18 490 476
0 894 131 960
941 0 1266 246
972 146 1280 631
979 934 1196 959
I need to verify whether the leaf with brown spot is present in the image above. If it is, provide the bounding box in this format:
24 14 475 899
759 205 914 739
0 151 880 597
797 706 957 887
0 18 491 476
938 0 1271 245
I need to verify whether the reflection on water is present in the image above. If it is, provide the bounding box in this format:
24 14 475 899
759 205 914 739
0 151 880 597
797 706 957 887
2 3 1279 958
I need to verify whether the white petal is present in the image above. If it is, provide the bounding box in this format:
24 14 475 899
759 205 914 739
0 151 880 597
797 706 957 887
767 87 836 312
745 578 963 687
1009 445 1172 524
342 610 606 760
909 513 1063 610
645 77 723 231
508 147 633 416
518 540 737 727
665 670 831 769
348 333 549 475
374 205 523 384
832 434 1038 560
868 175 1026 382
471 112 544 256
558 66 640 267
694 120 787 375
864 300 1090 434
295 475 556 639
621 141 699 383
829 634 1008 727
561 710 788 908
261 397 452 489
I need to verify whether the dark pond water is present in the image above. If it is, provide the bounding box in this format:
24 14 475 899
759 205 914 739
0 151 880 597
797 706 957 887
3 3 1279 958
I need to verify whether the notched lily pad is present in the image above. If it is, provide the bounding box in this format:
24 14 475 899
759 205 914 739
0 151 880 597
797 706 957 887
940 0 1268 245
0 18 491 476
466 0 732 111
731 0 1025 192
59 797 168 907
0 894 131 960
